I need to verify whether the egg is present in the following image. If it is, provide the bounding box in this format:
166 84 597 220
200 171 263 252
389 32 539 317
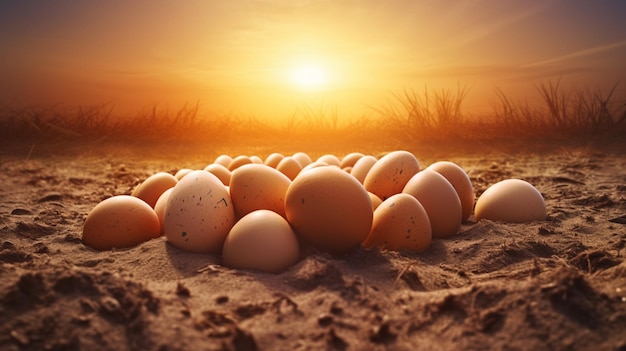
132 172 178 208
301 161 331 173
82 195 161 250
403 170 462 238
204 163 232 186
317 154 341 167
364 150 421 201
174 168 193 180
277 156 302 180
163 170 236 254
475 179 546 223
222 210 300 273
340 152 364 169
264 152 284 168
368 192 383 211
230 164 292 218
214 154 233 168
363 193 432 252
228 155 252 171
350 155 378 184
426 161 475 222
154 187 173 235
285 166 373 255
292 152 313 168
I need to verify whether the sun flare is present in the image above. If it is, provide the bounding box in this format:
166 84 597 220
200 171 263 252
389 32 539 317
289 63 328 90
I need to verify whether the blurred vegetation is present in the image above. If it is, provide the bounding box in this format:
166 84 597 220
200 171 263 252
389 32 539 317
1 80 624 156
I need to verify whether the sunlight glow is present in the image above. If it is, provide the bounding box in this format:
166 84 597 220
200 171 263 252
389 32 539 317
289 63 329 90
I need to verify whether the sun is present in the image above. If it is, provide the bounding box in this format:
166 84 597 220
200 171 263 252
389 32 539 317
289 63 329 90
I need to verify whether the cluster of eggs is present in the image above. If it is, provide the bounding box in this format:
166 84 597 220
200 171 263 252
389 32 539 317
82 150 546 273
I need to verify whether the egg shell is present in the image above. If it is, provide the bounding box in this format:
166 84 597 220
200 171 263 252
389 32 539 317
363 193 432 252
403 170 462 238
250 155 263 164
364 150 421 201
368 192 383 211
316 154 341 167
230 164 292 218
426 161 475 222
222 210 300 273
301 161 331 173
133 172 178 208
277 156 302 180
340 152 364 169
204 163 232 186
475 179 546 223
264 153 284 168
214 154 233 168
228 155 252 171
82 195 161 250
350 155 378 184
154 187 173 235
163 170 235 254
285 166 373 255
292 152 313 167
174 168 193 180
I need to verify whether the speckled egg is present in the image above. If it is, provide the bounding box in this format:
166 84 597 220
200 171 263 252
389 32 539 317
363 193 432 252
163 170 235 254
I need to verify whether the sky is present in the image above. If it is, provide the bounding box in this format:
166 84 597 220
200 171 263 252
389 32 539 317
1 0 625 120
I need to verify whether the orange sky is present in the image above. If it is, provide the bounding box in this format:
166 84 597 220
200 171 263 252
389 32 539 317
1 0 625 120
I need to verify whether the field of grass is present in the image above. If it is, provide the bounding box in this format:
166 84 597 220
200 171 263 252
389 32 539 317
1 80 624 157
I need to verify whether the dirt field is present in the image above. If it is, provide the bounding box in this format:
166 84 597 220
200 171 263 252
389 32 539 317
1 142 625 351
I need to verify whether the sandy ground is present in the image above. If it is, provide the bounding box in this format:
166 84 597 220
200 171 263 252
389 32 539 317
1 143 625 351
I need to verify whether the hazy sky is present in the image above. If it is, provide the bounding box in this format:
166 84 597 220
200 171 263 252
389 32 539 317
1 0 625 119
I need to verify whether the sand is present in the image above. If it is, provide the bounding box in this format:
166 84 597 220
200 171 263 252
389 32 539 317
1 143 625 351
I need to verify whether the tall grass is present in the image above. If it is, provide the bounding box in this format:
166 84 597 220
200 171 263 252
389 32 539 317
1 80 624 154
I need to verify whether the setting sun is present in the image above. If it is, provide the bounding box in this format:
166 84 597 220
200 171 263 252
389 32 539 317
289 63 329 90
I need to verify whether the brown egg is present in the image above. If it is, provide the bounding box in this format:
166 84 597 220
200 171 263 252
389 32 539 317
364 150 421 201
285 166 372 255
154 187 173 235
133 172 178 208
350 155 378 184
204 163 232 186
222 210 300 273
475 179 546 223
228 155 252 171
292 152 312 168
368 192 383 211
264 152 284 168
174 168 193 180
277 156 302 180
82 195 161 250
340 152 364 169
403 170 462 238
317 154 341 167
214 154 233 168
363 193 432 252
230 164 292 218
250 155 263 164
426 161 475 222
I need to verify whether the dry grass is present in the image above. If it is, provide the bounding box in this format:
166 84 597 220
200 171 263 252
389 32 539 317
1 80 624 156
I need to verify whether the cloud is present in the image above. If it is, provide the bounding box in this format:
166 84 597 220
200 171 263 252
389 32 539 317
524 40 626 68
